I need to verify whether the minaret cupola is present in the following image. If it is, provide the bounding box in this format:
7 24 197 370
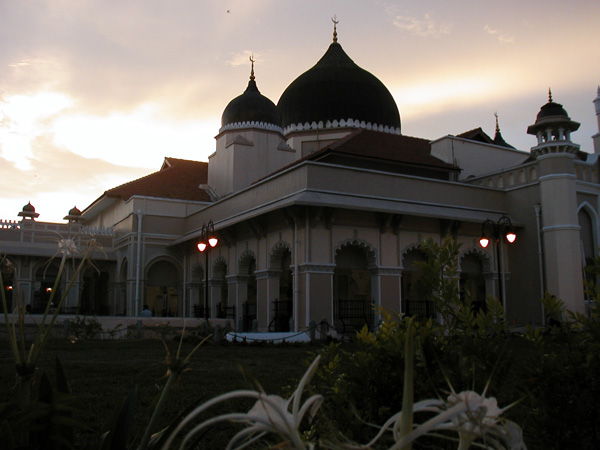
527 89 580 158
18 201 40 220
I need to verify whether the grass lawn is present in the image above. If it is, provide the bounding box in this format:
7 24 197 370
0 338 326 448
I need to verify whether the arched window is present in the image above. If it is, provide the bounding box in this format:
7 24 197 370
578 206 598 300
146 260 180 317
334 243 373 333
460 253 487 312
269 244 293 332
239 252 257 331
401 248 433 319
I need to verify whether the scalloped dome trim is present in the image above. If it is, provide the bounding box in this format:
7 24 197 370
219 121 284 134
283 118 401 135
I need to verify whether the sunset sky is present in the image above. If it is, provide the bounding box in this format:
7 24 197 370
1 0 599 223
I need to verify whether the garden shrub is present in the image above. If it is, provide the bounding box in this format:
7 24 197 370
312 235 600 449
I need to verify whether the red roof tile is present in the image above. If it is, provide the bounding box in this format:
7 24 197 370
105 157 211 202
455 127 494 144
321 129 458 170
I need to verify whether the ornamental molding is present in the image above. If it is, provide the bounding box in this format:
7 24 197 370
298 263 336 274
254 269 283 279
376 266 403 276
283 118 400 136
219 121 284 134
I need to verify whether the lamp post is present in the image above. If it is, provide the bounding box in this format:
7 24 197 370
479 215 516 309
197 220 218 320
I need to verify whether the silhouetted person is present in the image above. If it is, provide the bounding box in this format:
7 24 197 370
140 305 152 317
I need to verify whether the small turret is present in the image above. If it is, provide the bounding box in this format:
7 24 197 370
527 89 580 158
63 206 83 223
18 202 39 220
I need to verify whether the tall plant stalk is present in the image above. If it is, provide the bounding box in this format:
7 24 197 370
1 237 97 400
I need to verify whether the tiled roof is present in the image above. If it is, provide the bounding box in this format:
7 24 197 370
105 157 211 202
456 127 495 144
252 129 459 185
321 129 458 170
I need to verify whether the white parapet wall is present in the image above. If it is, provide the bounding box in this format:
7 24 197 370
0 314 235 340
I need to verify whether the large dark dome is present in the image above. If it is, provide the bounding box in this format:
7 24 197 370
277 42 401 134
221 78 282 132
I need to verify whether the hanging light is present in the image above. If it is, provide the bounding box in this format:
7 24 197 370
478 216 516 248
479 235 490 248
505 230 517 243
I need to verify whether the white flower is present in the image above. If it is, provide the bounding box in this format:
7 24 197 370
162 356 322 450
57 238 78 256
386 390 526 450
447 390 504 434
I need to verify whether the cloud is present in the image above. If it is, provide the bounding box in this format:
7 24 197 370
0 133 150 221
392 12 452 37
0 133 148 194
484 25 515 44
227 50 258 68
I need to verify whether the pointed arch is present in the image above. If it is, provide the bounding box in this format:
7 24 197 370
32 259 63 314
269 240 293 332
145 256 182 317
400 244 433 318
213 255 228 279
335 236 377 267
578 202 599 303
237 249 257 331
333 236 377 333
190 262 203 283
269 240 292 269
238 249 257 275
459 246 492 274
459 247 490 311
578 201 599 258
400 243 426 270
119 257 128 283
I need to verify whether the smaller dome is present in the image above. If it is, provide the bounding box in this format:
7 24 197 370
528 90 580 136
22 202 36 212
64 206 83 223
18 201 39 220
220 69 282 133
68 206 81 216
536 101 569 121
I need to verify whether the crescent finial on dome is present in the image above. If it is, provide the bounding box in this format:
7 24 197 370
332 16 339 43
548 87 553 103
249 54 255 81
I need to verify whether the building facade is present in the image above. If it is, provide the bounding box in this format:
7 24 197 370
2 32 600 334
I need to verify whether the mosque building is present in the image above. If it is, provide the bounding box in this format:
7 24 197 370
2 26 600 334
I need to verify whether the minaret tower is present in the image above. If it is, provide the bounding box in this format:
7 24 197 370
527 90 585 314
593 86 600 154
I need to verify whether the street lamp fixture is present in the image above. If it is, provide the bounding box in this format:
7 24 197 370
479 216 516 248
478 215 516 308
197 220 218 320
